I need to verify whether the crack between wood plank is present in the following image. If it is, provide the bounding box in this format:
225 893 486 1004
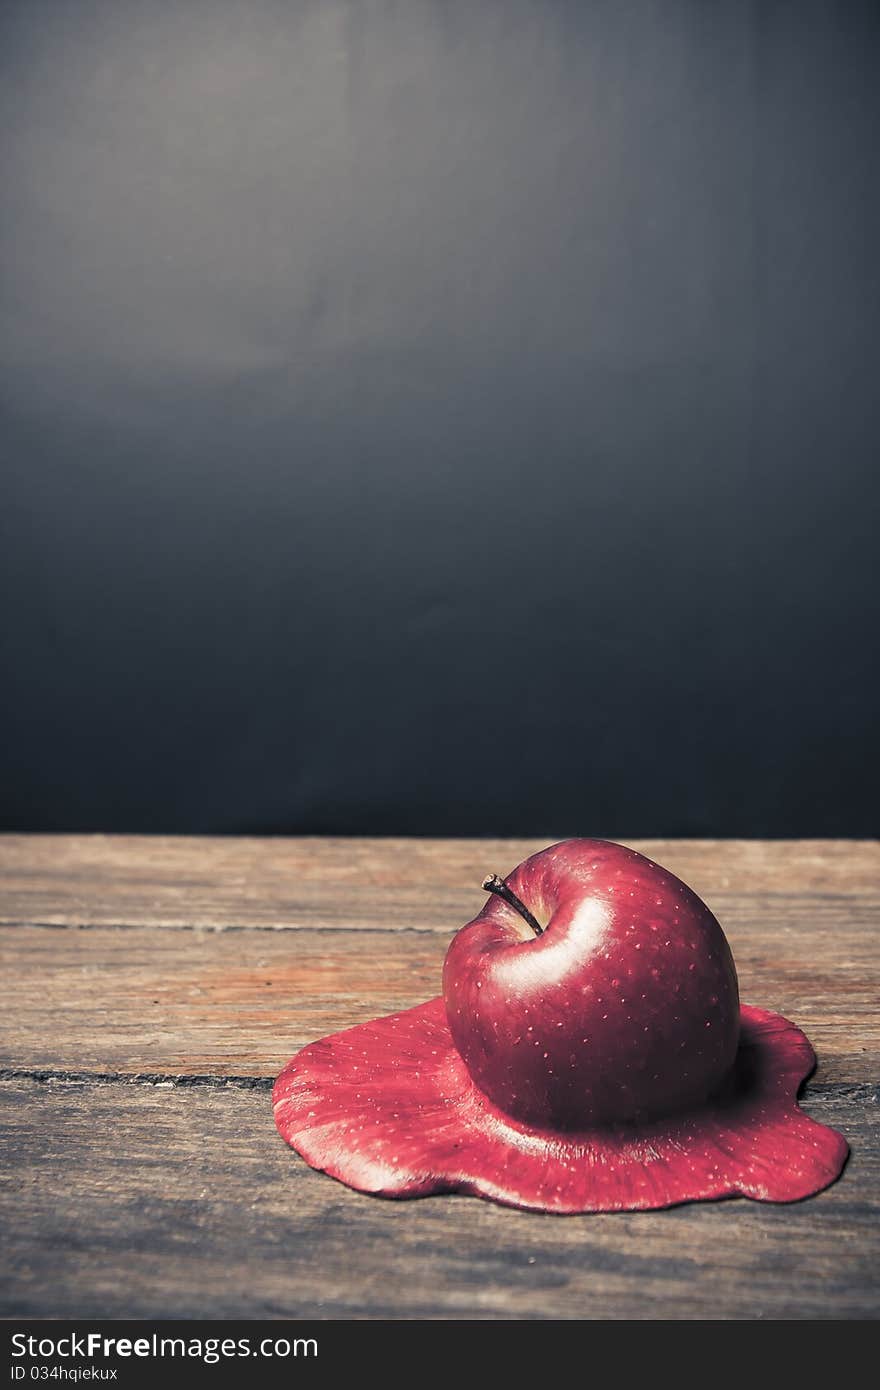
0 919 451 934
0 1067 274 1090
0 1067 875 1104
3 888 879 935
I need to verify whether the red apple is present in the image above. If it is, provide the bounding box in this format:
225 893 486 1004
273 838 848 1213
443 839 740 1128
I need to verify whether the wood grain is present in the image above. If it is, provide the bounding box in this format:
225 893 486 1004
1 835 877 1320
1 834 877 930
1 913 876 1082
2 1077 877 1320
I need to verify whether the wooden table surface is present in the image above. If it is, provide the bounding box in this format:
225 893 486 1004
1 835 878 1320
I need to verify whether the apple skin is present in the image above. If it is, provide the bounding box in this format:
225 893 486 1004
443 839 740 1129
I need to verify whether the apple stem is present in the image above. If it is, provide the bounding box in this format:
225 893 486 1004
482 874 544 936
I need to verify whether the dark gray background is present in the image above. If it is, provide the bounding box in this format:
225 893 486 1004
1 0 877 836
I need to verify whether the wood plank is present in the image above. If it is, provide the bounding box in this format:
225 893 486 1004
0 926 437 1078
2 837 877 1321
1 1077 875 1320
1 835 877 931
1 908 877 1082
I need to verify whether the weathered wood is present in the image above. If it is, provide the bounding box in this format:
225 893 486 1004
1 902 877 1081
1 834 877 930
1 1077 876 1320
1 836 877 1320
